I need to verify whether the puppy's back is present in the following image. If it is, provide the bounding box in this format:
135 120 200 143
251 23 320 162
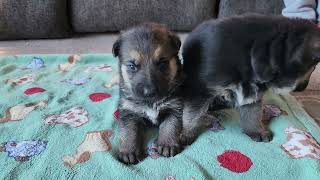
182 14 317 87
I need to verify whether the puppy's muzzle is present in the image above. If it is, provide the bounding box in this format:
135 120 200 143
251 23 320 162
137 82 156 97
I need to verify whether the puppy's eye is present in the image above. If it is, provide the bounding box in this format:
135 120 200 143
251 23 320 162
159 57 167 61
158 60 169 72
127 62 138 72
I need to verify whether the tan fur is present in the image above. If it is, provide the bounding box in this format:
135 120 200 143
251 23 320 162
121 65 132 89
129 50 142 63
153 46 162 59
169 58 178 81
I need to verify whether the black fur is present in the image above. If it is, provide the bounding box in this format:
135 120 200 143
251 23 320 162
181 14 320 145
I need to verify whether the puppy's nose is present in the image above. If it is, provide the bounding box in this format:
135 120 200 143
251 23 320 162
143 86 156 97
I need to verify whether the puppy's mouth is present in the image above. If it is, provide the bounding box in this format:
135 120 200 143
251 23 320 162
140 91 164 98
133 94 159 103
133 88 169 102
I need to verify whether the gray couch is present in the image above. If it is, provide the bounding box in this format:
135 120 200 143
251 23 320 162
71 0 217 32
0 0 71 40
0 0 284 40
219 0 284 18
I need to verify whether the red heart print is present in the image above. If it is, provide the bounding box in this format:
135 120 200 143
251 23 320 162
217 150 253 173
89 93 111 102
24 87 46 95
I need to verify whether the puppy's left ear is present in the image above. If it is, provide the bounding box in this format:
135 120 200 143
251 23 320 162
169 33 181 53
112 37 121 57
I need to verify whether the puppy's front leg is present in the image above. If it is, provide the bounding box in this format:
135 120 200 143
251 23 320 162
180 98 212 146
157 111 182 157
118 109 145 164
239 101 273 142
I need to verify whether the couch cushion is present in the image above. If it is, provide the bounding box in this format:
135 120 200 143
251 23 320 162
0 0 71 40
218 0 285 18
70 0 217 32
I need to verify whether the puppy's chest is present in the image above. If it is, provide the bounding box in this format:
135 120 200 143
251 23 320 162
121 98 180 125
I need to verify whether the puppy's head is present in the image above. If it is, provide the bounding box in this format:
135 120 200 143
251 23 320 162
272 30 320 93
113 23 182 100
292 31 320 92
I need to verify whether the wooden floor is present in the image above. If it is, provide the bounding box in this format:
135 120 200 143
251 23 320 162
292 91 320 126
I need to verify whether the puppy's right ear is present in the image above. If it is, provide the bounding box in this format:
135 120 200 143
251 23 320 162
112 38 121 57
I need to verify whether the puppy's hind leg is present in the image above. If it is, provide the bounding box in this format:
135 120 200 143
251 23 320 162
118 110 145 164
156 111 182 157
239 101 273 142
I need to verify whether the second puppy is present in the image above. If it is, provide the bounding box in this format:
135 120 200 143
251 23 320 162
113 23 184 164
181 14 320 145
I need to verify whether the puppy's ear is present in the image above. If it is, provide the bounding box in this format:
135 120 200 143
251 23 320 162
112 38 121 57
169 33 181 53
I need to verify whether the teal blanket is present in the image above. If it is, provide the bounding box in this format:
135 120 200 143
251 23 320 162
1 54 320 180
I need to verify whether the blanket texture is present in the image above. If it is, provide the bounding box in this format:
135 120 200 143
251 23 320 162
0 54 320 180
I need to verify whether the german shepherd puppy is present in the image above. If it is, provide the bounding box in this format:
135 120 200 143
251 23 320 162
181 14 320 145
113 23 184 164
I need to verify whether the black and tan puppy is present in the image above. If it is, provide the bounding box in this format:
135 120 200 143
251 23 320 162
181 14 320 145
113 23 184 164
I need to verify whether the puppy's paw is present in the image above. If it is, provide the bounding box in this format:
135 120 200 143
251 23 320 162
118 150 145 164
157 144 181 157
244 130 273 142
180 134 196 146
